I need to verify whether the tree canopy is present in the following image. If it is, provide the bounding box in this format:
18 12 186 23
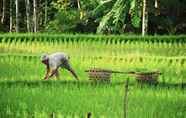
0 0 185 35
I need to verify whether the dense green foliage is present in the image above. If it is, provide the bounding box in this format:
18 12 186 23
0 0 186 34
96 0 141 34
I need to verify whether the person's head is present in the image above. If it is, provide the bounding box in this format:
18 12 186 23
41 53 49 65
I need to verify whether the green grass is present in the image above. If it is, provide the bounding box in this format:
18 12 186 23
0 34 186 117
0 55 185 84
0 81 123 118
0 81 186 118
0 33 186 57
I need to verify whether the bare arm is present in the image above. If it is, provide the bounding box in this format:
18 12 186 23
49 68 58 78
44 66 50 80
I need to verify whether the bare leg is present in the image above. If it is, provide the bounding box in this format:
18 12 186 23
67 67 79 80
55 70 60 80
63 60 79 80
49 69 58 79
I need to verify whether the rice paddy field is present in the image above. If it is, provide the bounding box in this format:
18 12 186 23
0 33 186 118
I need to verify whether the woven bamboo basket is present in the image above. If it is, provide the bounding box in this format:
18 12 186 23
85 68 112 82
85 68 132 82
85 68 161 84
131 71 161 84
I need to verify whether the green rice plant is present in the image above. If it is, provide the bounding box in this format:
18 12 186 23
0 33 186 117
0 81 186 117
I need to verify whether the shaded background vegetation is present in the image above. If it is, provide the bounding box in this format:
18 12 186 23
0 0 186 34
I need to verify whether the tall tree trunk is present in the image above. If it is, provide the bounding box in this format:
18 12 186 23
44 0 47 26
9 0 13 32
16 0 19 32
77 0 81 10
33 0 37 32
77 0 82 19
25 0 30 32
155 0 160 16
142 0 148 36
1 0 6 24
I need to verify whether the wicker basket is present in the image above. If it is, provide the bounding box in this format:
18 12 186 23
132 71 161 84
85 68 161 84
85 68 113 82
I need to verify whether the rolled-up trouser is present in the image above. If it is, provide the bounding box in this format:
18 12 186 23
59 59 72 70
59 58 78 80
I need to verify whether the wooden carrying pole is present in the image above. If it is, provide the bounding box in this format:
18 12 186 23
124 78 129 118
85 69 134 74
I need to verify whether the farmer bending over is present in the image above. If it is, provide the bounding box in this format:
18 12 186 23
41 52 79 80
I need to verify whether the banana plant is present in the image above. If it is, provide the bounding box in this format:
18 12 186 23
94 0 141 34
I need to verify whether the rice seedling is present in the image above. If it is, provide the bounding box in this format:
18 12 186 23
0 33 186 117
